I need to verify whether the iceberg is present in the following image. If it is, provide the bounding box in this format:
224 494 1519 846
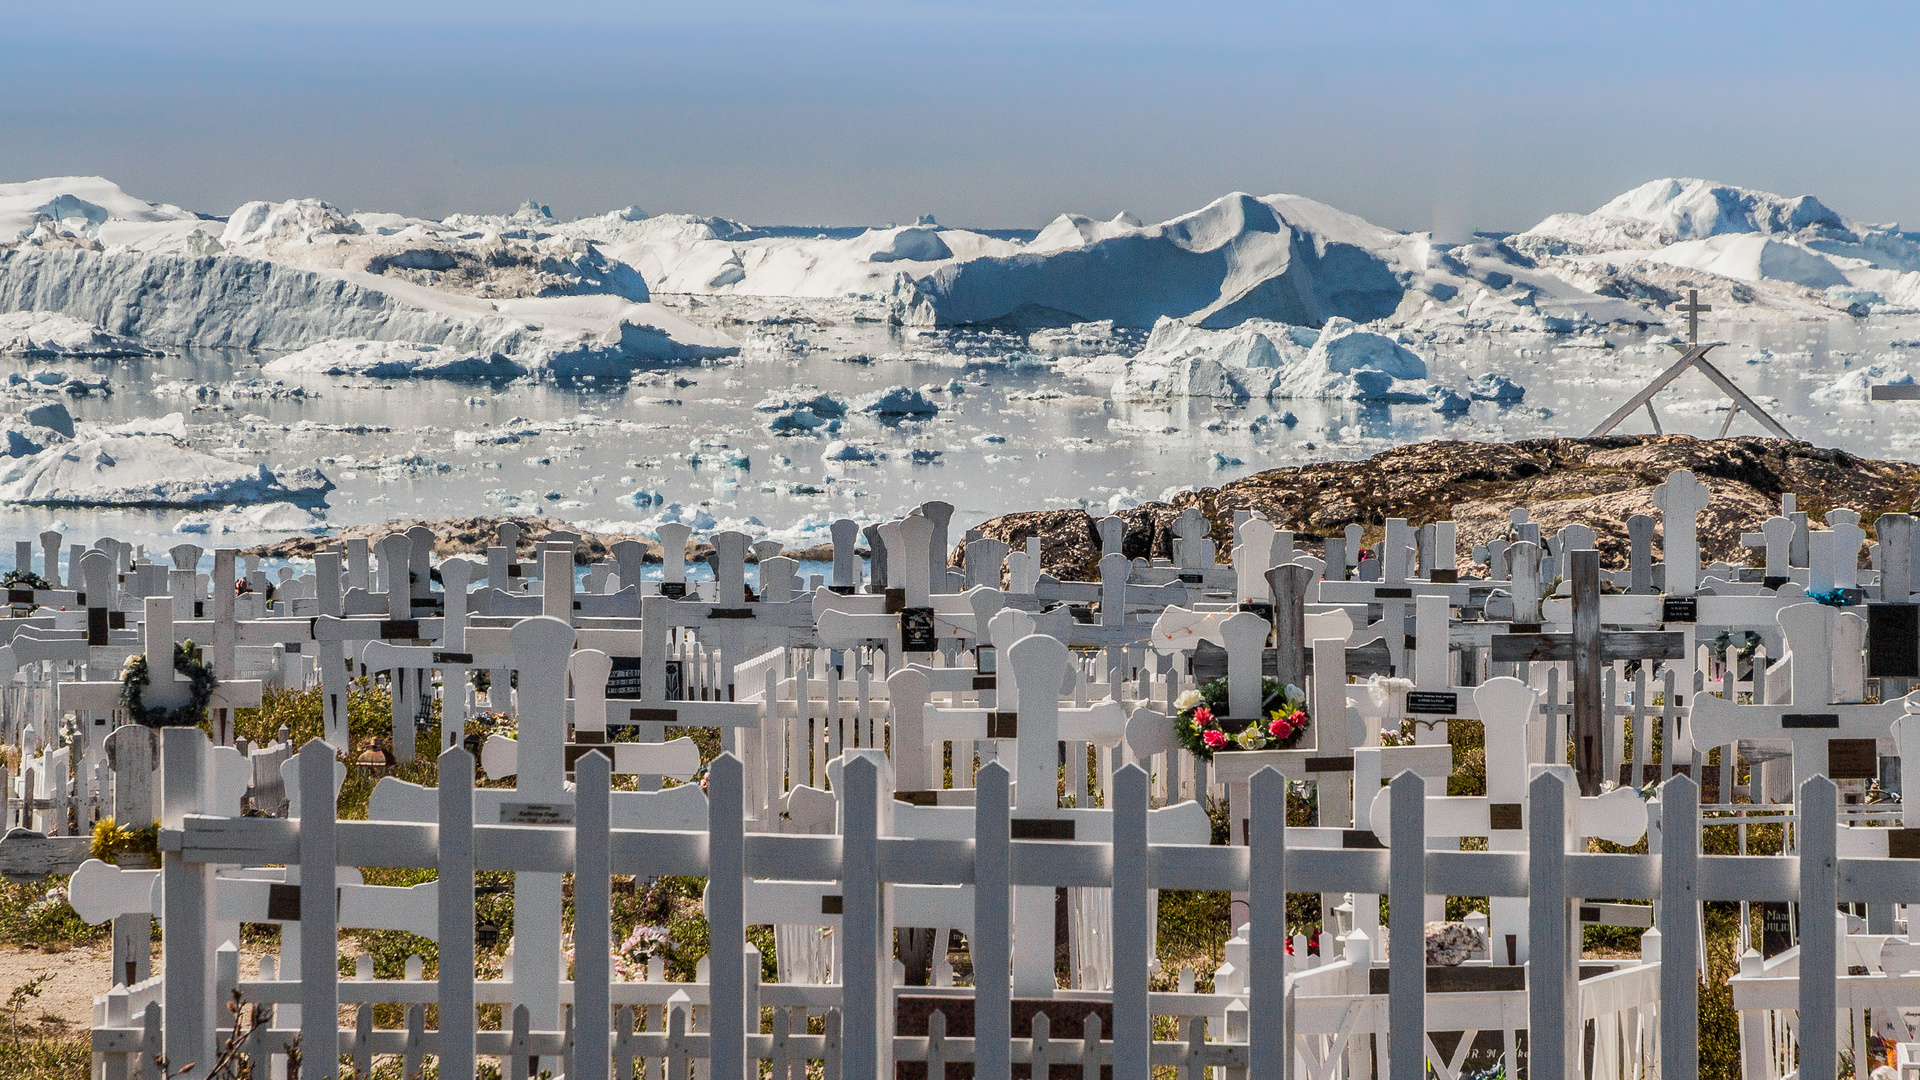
0 425 332 508
264 340 526 380
0 311 157 358
1085 316 1430 403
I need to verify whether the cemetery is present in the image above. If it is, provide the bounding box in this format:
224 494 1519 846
3 454 1920 1080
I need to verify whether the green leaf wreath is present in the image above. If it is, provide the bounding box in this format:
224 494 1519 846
1 569 51 591
1173 676 1311 760
120 639 219 728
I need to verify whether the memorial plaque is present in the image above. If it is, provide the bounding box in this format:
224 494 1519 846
1010 818 1075 840
1888 830 1920 859
1868 604 1920 679
1375 586 1412 599
893 791 941 807
1661 597 1698 623
501 802 576 826
972 676 996 690
605 656 645 700
1405 691 1458 715
1238 602 1274 624
1761 902 1795 958
7 589 32 604
1827 738 1879 780
380 619 421 641
1781 713 1840 729
87 607 109 646
1340 829 1385 849
432 651 473 665
707 608 754 620
974 645 996 674
1763 576 1791 591
266 883 302 922
1488 803 1524 830
827 585 857 595
658 582 687 599
109 611 126 630
900 607 938 652
1178 573 1204 584
883 588 907 614
986 711 1019 739
1429 568 1458 584
627 707 679 725
664 659 684 701
1305 756 1355 773
820 895 843 915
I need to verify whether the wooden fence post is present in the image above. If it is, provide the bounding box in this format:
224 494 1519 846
1658 774 1700 1080
438 743 476 1080
1111 762 1150 1080
709 752 747 1080
1248 766 1286 1080
1388 771 1426 1080
160 727 213 1079
974 761 1012 1080
1528 767 1577 1080
1799 776 1839 1080
575 750 612 1080
842 754 882 1080
298 738 340 1079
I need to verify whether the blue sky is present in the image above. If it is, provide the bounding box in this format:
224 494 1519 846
7 2 1918 235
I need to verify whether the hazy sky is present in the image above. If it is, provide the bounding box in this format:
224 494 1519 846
9 2 1919 236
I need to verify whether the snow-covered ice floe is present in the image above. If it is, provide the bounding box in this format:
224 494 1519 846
0 412 330 508
0 311 157 359
264 340 525 380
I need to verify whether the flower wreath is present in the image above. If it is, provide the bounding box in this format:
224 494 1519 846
1 569 51 591
120 639 220 728
1173 676 1310 760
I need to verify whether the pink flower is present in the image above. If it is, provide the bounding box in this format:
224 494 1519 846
1193 706 1213 725
1268 719 1293 739
1289 709 1308 727
1203 729 1229 750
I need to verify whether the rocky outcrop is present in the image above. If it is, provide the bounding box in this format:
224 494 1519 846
965 436 1920 580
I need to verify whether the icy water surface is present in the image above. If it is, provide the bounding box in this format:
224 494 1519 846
6 302 1920 561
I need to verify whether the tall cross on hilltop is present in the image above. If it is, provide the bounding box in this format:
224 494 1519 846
1675 288 1710 345
1589 287 1797 441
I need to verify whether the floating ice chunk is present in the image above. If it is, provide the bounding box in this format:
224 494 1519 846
1467 374 1526 402
1210 452 1244 469
1107 489 1142 513
264 340 526 380
822 439 882 463
854 386 939 416
1813 363 1911 405
0 431 331 507
21 401 74 439
0 312 156 359
1430 387 1471 414
641 503 717 534
623 489 664 508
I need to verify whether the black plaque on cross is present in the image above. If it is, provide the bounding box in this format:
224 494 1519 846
1490 549 1685 796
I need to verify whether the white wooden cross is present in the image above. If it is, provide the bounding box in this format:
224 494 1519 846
1365 677 1648 964
1691 602 1907 795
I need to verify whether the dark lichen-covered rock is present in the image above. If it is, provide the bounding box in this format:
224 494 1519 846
963 436 1920 580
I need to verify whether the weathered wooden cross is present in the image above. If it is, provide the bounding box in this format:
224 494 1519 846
1492 549 1685 795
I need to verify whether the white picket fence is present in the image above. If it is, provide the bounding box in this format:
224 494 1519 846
78 719 1917 1080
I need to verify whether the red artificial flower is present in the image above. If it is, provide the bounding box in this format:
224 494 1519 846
1203 729 1229 750
1193 706 1213 725
1289 709 1307 727
1269 718 1293 739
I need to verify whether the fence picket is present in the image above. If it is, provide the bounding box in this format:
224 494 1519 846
1799 776 1839 1080
974 761 1012 1080
438 743 476 1080
1113 762 1150 1080
1248 765 1286 1080
1388 771 1426 1080
576 750 613 1080
1659 773 1700 1080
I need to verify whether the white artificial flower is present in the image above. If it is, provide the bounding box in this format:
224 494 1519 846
1173 689 1204 712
